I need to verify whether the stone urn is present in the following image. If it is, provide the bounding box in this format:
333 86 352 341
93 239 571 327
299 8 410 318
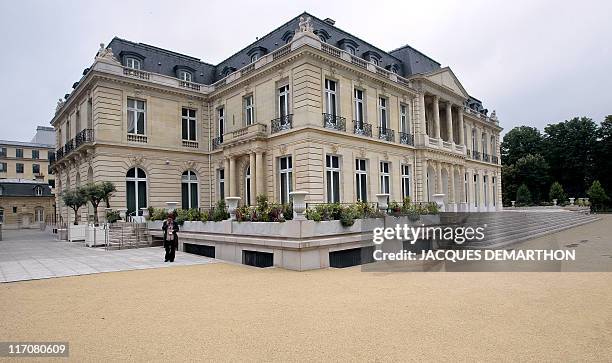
553 199 558 206
511 201 516 207
165 202 179 212
140 207 150 219
375 193 390 211
117 208 128 221
289 191 309 220
432 194 446 212
225 197 241 221
569 197 575 205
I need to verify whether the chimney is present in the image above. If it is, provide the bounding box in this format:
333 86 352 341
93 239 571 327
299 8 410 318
324 18 335 26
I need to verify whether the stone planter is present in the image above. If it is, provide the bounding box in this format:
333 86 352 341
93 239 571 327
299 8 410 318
141 207 150 220
165 202 179 212
375 193 390 211
289 191 309 220
511 201 516 207
68 224 86 242
117 208 128 221
432 194 446 212
569 198 575 205
225 197 241 220
553 199 558 206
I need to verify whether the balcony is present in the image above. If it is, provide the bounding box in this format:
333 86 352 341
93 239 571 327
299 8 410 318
492 155 499 164
53 128 94 163
123 67 150 80
127 134 148 143
472 150 481 160
182 140 199 148
271 115 293 134
75 128 94 148
482 153 490 162
178 80 201 91
353 121 372 137
322 113 346 131
212 136 223 150
399 132 414 146
378 127 394 142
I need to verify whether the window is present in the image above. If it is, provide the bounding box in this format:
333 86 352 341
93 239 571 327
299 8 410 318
0 147 5 157
473 174 479 207
0 162 6 172
324 79 337 116
326 155 340 203
278 85 290 118
471 128 477 152
355 159 368 202
16 163 24 173
492 176 497 206
126 57 141 70
481 133 487 155
218 169 225 201
400 104 410 133
245 166 251 205
354 89 364 126
483 175 489 206
181 170 199 209
0 208 3 223
379 161 390 194
464 173 469 203
217 107 225 141
178 70 192 82
127 98 146 135
35 207 44 222
379 97 388 130
32 164 40 174
250 53 259 63
279 156 293 204
32 150 39 159
126 167 147 216
181 108 197 141
244 95 254 126
16 148 23 158
490 136 497 157
346 46 356 55
13 206 17 213
34 186 42 196
0 186 3 196
370 57 379 66
48 179 55 188
401 165 411 200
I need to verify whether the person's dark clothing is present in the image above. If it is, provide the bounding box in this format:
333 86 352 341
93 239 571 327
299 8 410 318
162 220 179 262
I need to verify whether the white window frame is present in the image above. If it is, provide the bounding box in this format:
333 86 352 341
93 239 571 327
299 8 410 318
178 70 192 82
473 174 479 207
483 175 488 206
126 167 148 216
401 164 411 200
181 108 197 141
379 161 390 194
324 79 337 116
181 170 199 209
278 85 290 118
217 107 225 139
482 133 487 155
400 104 410 134
126 57 141 70
326 155 341 203
279 156 293 204
379 97 388 130
355 158 368 202
218 168 225 201
244 95 254 126
35 207 44 222
127 98 146 135
471 128 477 152
250 53 259 63
0 207 4 223
354 88 365 125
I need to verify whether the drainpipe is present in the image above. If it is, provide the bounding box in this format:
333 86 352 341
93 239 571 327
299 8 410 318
208 100 212 209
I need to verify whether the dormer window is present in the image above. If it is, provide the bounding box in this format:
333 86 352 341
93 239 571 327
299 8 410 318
250 53 259 63
35 186 43 196
247 46 268 64
314 29 331 43
338 38 359 56
126 57 141 70
178 70 192 82
346 46 356 55
370 57 379 66
362 51 381 67
220 66 236 78
281 31 294 44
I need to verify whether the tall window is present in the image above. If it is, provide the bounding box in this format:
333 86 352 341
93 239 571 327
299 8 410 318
379 97 388 130
16 148 23 158
32 150 39 159
483 175 488 206
181 108 197 141
278 85 290 118
473 174 479 207
217 107 225 142
0 162 7 172
0 208 3 223
401 165 411 200
218 169 225 201
16 163 24 173
127 98 146 135
354 89 364 126
126 167 147 216
279 156 293 204
0 147 5 157
181 170 199 209
355 159 368 202
35 186 43 196
464 173 469 203
326 155 340 203
178 70 192 82
400 104 409 133
244 95 254 126
490 136 497 157
32 164 40 174
324 79 337 116
35 207 44 222
492 176 497 206
379 161 390 194
126 57 141 70
481 133 487 155
471 128 477 152
245 167 251 206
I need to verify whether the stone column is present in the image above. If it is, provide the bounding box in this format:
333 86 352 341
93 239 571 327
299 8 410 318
446 102 453 143
419 92 426 136
229 156 236 196
249 152 256 205
433 95 440 140
449 165 455 203
255 151 264 197
421 158 428 202
458 108 465 145
436 162 443 194
224 157 230 197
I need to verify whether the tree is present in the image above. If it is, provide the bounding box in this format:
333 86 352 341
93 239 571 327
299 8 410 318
596 115 612 195
587 180 609 212
516 184 532 206
501 126 543 166
61 188 87 225
549 181 566 204
501 164 518 206
81 182 117 225
514 154 549 204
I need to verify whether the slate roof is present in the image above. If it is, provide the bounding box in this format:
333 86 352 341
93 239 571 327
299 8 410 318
0 140 54 149
0 180 53 197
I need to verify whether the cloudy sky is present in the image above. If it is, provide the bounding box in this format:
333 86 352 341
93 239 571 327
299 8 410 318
1 0 610 142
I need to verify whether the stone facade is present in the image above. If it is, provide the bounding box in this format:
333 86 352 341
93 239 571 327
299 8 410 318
0 180 55 229
50 17 502 224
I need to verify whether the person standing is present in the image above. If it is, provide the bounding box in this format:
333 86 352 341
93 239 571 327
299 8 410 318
162 214 179 262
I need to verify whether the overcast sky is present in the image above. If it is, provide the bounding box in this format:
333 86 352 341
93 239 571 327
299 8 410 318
1 0 610 142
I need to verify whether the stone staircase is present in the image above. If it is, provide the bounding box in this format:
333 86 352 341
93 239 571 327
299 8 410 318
439 210 599 249
106 222 151 250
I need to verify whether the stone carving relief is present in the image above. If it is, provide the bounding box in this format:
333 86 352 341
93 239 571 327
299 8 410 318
298 16 314 33
95 43 120 64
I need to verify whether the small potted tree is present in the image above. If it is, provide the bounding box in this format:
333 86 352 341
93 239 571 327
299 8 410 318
81 182 116 246
61 188 87 241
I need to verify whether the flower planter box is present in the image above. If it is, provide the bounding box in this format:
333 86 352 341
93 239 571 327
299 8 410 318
68 224 86 242
85 225 107 247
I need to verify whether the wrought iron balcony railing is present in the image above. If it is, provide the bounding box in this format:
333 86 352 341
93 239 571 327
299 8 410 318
212 136 223 150
492 155 499 164
378 127 394 142
271 114 293 134
472 150 481 160
64 139 74 154
75 128 94 148
353 120 372 137
482 153 490 162
398 132 414 146
322 113 346 131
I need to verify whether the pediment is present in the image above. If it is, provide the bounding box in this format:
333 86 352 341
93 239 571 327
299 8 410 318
424 67 469 99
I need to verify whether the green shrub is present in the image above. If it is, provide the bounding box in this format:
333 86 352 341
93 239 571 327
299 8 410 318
106 210 121 223
516 184 532 206
150 208 168 221
305 208 322 222
587 180 609 212
549 181 566 204
212 200 230 221
282 203 293 220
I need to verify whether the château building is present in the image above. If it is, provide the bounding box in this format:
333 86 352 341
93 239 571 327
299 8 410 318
50 13 502 223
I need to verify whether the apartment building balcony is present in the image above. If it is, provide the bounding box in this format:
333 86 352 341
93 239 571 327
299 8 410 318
75 128 94 148
53 128 95 166
322 113 346 131
127 134 148 143
378 127 394 142
271 115 293 134
492 155 499 164
182 140 198 148
353 121 372 137
471 150 481 160
399 132 414 146
212 136 223 150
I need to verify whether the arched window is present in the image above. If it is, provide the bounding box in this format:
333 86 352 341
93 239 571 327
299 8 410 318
126 167 147 216
34 186 43 196
244 166 251 206
250 53 259 63
178 70 192 82
126 57 141 70
181 170 199 209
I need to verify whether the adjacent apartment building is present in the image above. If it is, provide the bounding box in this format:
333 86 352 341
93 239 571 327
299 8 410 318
50 13 502 223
